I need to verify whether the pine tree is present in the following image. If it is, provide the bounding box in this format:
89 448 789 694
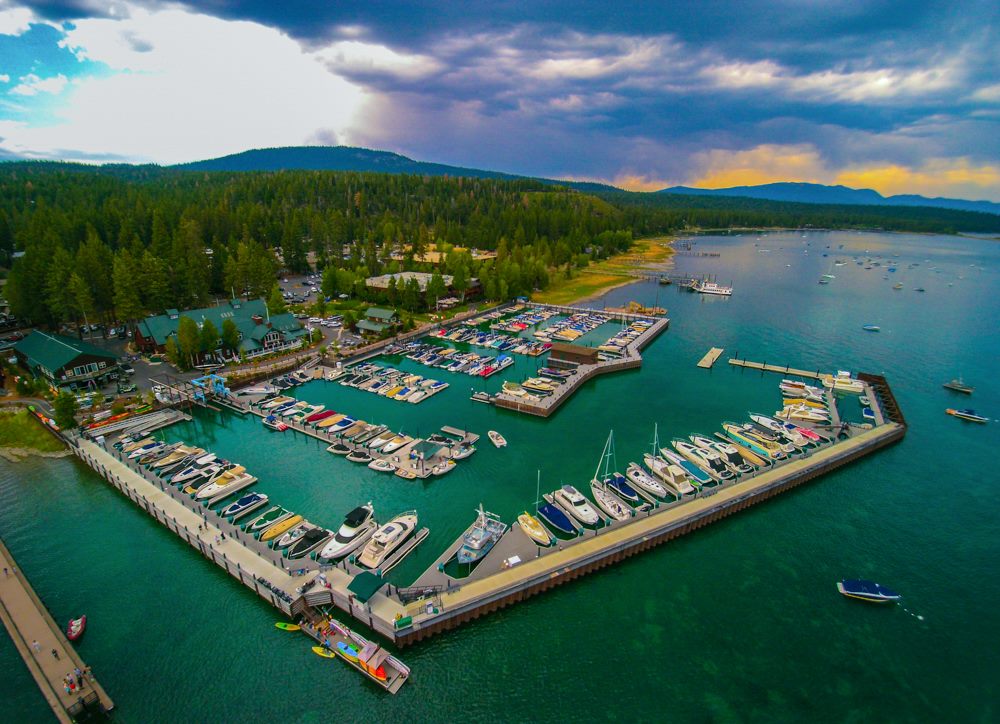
426 272 447 306
267 284 287 315
221 318 240 352
53 391 79 430
113 249 144 322
140 252 171 313
199 319 220 354
176 316 200 369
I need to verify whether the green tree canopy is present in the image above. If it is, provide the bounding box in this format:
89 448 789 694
53 390 79 430
267 284 287 314
199 318 220 353
176 316 200 369
221 318 240 352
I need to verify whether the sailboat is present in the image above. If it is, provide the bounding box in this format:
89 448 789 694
518 471 554 546
589 431 632 522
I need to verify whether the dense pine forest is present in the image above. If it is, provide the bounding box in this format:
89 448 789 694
0 161 996 326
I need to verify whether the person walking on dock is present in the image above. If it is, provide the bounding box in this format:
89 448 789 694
32 640 41 653
51 648 59 660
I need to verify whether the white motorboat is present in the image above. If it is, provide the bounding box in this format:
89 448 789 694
195 466 254 499
381 435 412 454
275 522 315 550
367 458 395 472
488 430 507 448
358 511 418 569
367 430 397 450
643 453 696 495
451 444 476 460
625 462 668 498
777 405 830 423
672 440 733 481
589 480 631 521
169 454 219 484
749 414 811 448
701 438 755 475
553 485 600 525
820 370 865 394
432 460 456 475
319 504 378 560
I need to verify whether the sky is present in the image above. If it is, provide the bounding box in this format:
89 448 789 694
0 1 998 201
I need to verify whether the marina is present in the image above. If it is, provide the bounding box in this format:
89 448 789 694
3 229 996 723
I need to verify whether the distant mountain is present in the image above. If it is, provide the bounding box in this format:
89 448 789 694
659 182 1000 215
172 145 619 193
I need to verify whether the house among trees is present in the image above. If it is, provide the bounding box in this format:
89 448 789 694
357 307 400 336
366 271 454 293
133 298 307 357
13 330 119 390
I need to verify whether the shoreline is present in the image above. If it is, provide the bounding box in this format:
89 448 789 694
0 447 73 463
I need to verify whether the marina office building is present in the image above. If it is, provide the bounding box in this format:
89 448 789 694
12 331 120 390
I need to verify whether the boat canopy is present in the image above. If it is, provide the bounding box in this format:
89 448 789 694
344 506 370 527
348 571 387 603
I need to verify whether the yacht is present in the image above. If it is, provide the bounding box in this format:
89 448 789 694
553 485 600 526
319 504 378 560
659 449 714 487
943 377 974 394
126 439 160 459
735 423 797 455
820 370 865 394
358 511 418 569
605 472 640 504
672 439 735 481
690 434 753 475
749 414 811 448
536 502 576 535
381 435 412 454
722 423 786 460
169 454 219 484
946 408 989 423
776 405 830 424
139 442 181 465
456 505 508 565
690 279 733 296
625 462 668 498
642 453 696 495
195 466 253 499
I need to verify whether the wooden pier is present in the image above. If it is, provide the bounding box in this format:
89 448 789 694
728 357 825 379
0 540 115 723
698 347 725 368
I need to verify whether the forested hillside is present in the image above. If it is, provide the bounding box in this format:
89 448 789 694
1 161 996 327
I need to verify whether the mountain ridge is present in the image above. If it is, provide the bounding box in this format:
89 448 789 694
659 181 999 215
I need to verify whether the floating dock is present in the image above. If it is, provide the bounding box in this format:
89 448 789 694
728 357 824 379
698 347 725 368
0 540 115 723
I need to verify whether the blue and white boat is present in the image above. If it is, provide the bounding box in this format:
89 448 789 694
660 449 713 487
837 579 901 603
606 473 640 503
221 492 268 520
537 502 575 535
456 505 508 565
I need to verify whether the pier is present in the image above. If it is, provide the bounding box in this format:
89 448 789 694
728 357 825 379
0 540 115 723
394 415 906 646
493 315 670 417
697 347 725 368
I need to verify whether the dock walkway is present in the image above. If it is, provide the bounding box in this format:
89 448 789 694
698 347 725 368
728 357 824 379
0 540 115 723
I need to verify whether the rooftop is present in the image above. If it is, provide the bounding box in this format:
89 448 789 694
366 271 454 291
14 330 117 373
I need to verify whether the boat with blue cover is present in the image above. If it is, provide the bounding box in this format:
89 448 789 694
537 502 575 535
222 492 268 520
837 579 901 603
606 473 640 503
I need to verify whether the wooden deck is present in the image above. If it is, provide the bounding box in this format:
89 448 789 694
697 347 725 368
0 540 115 723
728 357 825 379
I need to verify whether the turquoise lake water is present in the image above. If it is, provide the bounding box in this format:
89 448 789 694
2 230 998 721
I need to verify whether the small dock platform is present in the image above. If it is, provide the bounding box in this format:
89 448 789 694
698 347 725 369
441 426 479 444
0 540 115 723
728 357 824 379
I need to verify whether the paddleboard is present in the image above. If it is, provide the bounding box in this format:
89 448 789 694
336 642 360 662
275 622 300 631
312 646 336 658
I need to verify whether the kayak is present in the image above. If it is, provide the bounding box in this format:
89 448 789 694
67 615 87 641
336 641 360 663
311 646 336 659
274 622 300 631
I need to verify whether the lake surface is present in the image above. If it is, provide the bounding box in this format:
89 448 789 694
2 230 998 722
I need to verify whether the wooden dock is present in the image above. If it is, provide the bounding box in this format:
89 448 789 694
698 347 725 368
0 540 115 723
728 357 825 379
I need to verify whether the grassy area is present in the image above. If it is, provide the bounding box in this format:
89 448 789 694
0 409 66 452
533 236 675 305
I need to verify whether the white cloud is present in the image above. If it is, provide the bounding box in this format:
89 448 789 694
971 83 1000 103
0 4 369 163
0 2 35 36
0 74 9 83
10 73 68 96
313 40 442 80
702 58 960 103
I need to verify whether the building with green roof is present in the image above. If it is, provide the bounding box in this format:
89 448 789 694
356 307 400 337
13 331 119 389
133 298 307 356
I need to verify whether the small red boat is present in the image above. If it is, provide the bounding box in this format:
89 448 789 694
66 616 86 641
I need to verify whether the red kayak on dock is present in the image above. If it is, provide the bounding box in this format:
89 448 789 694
67 615 87 641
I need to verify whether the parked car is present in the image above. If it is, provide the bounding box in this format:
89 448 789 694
120 362 135 376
